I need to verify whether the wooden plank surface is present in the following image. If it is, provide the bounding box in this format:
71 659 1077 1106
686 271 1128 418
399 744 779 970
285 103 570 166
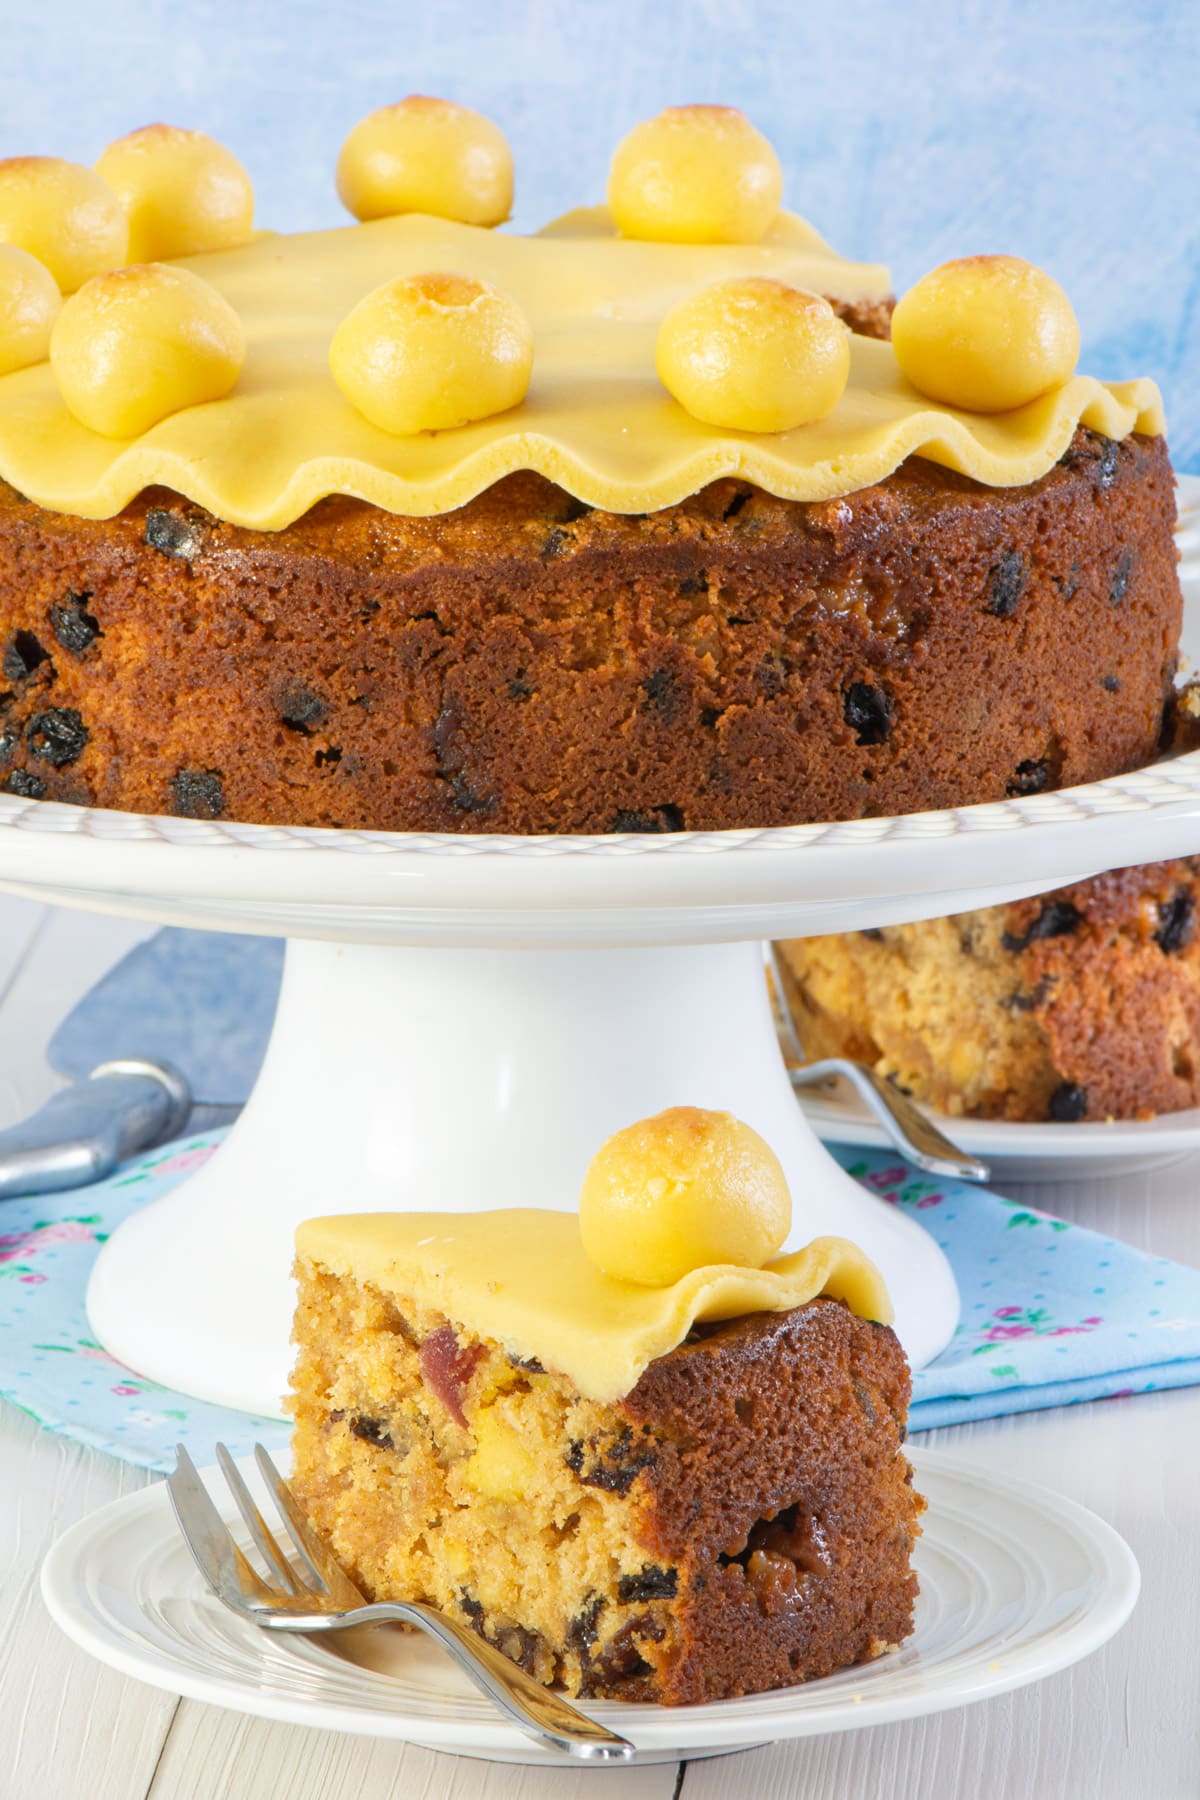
3 896 1199 1800
0 897 51 1128
0 902 172 1800
148 1705 679 1799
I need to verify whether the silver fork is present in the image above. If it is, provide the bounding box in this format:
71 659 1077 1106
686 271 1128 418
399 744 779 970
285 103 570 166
167 1442 635 1763
764 942 990 1183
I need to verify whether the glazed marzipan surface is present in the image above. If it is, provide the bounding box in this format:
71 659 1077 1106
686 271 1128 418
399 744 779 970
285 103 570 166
294 1210 892 1402
0 211 1162 528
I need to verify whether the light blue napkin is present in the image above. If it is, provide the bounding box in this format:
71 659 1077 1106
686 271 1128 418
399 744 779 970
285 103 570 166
0 1133 288 1469
2 1132 1199 1470
830 1148 1200 1431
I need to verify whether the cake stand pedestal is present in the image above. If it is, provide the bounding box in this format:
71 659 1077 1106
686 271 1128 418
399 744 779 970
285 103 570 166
86 938 960 1411
1 456 1199 1422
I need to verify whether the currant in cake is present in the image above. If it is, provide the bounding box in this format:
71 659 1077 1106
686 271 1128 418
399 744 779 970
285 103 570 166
289 1108 922 1704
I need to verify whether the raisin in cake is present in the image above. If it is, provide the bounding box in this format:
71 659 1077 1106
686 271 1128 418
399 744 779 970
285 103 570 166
778 858 1200 1123
290 1209 919 1705
0 426 1178 833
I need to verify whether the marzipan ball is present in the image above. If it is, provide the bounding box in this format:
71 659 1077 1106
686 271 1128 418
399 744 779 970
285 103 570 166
657 277 850 431
336 97 513 227
330 271 533 434
579 1105 792 1287
96 124 255 261
892 255 1080 412
608 104 782 244
0 244 62 375
51 263 245 437
0 156 128 293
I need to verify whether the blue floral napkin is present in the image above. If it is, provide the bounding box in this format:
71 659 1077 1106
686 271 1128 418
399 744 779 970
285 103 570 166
0 1132 288 1469
832 1148 1200 1431
2 1131 1199 1470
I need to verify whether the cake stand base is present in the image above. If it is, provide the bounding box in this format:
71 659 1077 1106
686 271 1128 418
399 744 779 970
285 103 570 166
86 937 958 1416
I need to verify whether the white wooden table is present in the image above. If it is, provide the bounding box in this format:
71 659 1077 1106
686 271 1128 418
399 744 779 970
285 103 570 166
2 896 1198 1800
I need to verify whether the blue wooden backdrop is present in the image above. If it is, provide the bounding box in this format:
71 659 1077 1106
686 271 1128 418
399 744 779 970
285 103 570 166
3 0 1196 465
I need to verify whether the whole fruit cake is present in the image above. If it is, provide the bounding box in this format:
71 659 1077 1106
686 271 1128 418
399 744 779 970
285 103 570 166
290 1108 920 1704
0 102 1180 834
777 858 1200 1122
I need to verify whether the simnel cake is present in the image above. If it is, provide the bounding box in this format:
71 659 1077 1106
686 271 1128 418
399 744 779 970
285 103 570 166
777 858 1200 1123
0 101 1181 835
290 1107 921 1705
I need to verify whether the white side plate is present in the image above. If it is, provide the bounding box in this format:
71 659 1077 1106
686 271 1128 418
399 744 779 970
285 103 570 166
799 1081 1200 1182
41 1447 1139 1767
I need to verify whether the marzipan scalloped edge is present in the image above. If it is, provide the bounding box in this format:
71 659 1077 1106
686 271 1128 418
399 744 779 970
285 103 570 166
0 212 1164 530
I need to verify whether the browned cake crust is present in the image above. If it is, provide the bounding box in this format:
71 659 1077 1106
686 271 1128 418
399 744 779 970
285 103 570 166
0 428 1179 834
780 858 1200 1122
290 1267 920 1705
829 294 895 339
601 1301 920 1702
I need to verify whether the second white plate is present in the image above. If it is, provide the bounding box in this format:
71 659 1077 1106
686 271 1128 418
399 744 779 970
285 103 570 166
41 1446 1138 1767
799 1079 1200 1181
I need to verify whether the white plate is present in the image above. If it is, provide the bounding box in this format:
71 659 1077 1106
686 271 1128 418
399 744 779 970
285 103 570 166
800 1081 1200 1182
41 1447 1138 1767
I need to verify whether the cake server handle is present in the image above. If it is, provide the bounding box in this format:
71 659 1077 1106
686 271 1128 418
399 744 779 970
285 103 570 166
0 1058 205 1200
790 1057 991 1184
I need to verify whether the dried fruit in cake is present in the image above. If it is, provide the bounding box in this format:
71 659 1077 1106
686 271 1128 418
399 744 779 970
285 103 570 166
95 124 255 261
580 1105 791 1285
336 97 513 227
330 271 533 434
656 277 849 431
26 707 88 766
608 104 782 244
892 254 1079 413
0 244 61 375
0 156 128 293
0 427 1177 832
50 263 245 438
776 859 1200 1122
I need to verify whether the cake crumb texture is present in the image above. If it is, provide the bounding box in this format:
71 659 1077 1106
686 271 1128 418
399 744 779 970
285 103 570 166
289 1261 921 1704
778 858 1200 1122
0 427 1180 834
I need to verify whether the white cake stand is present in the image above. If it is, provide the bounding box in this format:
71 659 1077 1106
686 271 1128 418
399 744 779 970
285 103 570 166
0 479 1194 1419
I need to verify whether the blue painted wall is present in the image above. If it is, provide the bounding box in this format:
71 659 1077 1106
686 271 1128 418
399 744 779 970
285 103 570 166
2 0 1197 463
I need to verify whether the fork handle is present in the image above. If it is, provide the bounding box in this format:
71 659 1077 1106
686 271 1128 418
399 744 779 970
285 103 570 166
791 1056 991 1183
345 1600 634 1761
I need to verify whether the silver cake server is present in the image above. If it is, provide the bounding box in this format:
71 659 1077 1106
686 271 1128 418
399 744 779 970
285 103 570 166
0 929 282 1199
